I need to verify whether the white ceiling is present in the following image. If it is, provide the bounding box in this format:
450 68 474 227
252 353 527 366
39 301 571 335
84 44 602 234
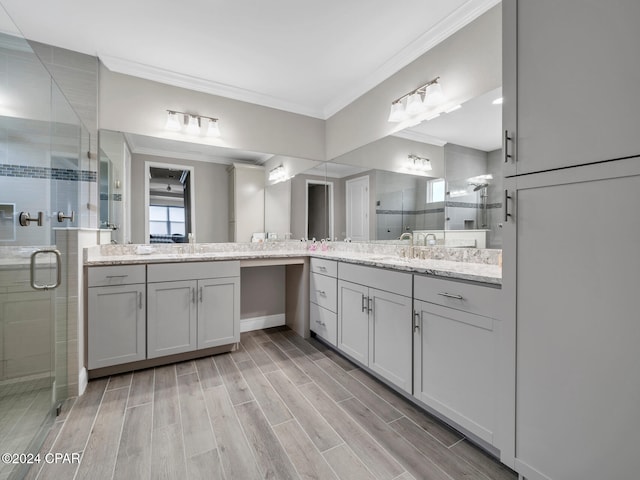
0 0 500 119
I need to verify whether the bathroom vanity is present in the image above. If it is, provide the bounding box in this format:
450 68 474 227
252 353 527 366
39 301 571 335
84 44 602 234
84 241 503 453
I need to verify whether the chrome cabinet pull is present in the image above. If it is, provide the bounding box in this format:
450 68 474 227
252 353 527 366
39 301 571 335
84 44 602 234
30 249 61 290
413 311 421 333
438 292 464 300
106 275 128 279
315 319 327 327
361 294 367 312
504 130 512 163
192 287 196 304
316 290 326 296
57 211 75 223
368 297 373 314
199 286 203 303
504 190 512 222
318 266 327 271
138 292 143 309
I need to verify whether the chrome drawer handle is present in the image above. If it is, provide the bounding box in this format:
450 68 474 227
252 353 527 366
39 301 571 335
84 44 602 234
318 266 327 271
438 292 464 300
106 275 128 279
315 319 327 327
316 290 326 296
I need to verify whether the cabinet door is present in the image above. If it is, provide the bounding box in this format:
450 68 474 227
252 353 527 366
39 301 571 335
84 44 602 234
147 280 197 358
368 288 412 394
337 280 369 364
414 300 497 445
508 0 640 174
88 284 145 369
197 277 240 349
510 160 640 480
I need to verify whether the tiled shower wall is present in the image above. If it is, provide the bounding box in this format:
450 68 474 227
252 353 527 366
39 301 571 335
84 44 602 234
28 40 99 230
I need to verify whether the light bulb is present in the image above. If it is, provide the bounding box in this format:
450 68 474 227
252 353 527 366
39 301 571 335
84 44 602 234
186 115 200 135
388 101 407 122
207 118 220 137
424 82 444 106
405 92 426 115
165 111 182 131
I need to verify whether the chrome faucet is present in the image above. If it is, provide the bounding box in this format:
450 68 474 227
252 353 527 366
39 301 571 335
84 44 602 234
425 233 437 246
399 232 414 258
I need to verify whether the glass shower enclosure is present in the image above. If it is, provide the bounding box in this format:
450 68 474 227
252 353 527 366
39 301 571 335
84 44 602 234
0 14 87 480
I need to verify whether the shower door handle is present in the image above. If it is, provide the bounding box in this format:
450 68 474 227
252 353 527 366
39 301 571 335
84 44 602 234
30 249 62 290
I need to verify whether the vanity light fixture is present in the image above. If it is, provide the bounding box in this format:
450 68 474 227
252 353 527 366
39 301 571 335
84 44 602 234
268 165 288 184
165 110 221 137
388 76 443 123
408 154 433 172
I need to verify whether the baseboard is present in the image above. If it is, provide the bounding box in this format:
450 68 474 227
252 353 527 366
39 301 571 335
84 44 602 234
240 313 286 332
78 367 88 396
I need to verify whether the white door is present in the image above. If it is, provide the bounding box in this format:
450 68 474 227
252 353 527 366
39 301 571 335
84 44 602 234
345 176 369 241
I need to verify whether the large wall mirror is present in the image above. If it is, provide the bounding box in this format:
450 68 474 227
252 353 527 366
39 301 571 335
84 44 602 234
97 83 502 249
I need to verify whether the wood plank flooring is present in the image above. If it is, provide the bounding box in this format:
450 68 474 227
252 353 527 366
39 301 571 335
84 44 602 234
26 327 516 480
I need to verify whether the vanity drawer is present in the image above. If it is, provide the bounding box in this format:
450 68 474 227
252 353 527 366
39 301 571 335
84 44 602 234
310 272 337 313
310 303 337 346
338 262 411 298
310 258 337 277
148 261 240 282
413 274 500 319
88 265 146 287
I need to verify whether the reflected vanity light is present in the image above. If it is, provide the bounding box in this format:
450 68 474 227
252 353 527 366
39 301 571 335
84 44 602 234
407 154 433 172
388 76 444 123
165 110 220 137
492 97 504 105
268 165 288 184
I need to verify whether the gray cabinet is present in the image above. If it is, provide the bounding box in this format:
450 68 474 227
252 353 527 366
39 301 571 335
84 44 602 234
502 159 640 480
147 280 198 358
337 263 412 394
503 0 640 175
309 258 338 346
147 261 240 359
87 266 146 369
413 276 500 446
198 276 240 349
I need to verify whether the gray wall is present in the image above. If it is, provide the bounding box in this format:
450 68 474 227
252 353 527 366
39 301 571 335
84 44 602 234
240 266 285 319
131 153 229 243
99 66 326 161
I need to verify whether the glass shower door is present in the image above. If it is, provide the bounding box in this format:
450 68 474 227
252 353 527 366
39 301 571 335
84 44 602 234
0 25 82 480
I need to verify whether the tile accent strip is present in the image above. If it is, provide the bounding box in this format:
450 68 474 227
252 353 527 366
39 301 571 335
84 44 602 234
0 164 96 182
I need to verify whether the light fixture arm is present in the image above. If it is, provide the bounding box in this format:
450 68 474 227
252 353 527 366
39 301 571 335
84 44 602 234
166 110 219 123
390 76 440 105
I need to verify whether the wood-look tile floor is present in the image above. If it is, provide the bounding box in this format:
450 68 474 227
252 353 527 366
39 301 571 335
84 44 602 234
25 327 517 480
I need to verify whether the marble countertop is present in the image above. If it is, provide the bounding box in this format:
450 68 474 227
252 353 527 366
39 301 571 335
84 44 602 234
84 244 501 286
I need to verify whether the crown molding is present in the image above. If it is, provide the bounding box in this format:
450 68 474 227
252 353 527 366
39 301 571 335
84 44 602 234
322 0 501 118
100 54 326 119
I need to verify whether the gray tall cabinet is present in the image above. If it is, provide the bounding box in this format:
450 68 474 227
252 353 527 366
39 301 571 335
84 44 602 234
502 2 640 479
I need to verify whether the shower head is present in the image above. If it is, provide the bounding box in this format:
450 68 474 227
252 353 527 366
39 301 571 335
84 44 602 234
471 183 489 192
